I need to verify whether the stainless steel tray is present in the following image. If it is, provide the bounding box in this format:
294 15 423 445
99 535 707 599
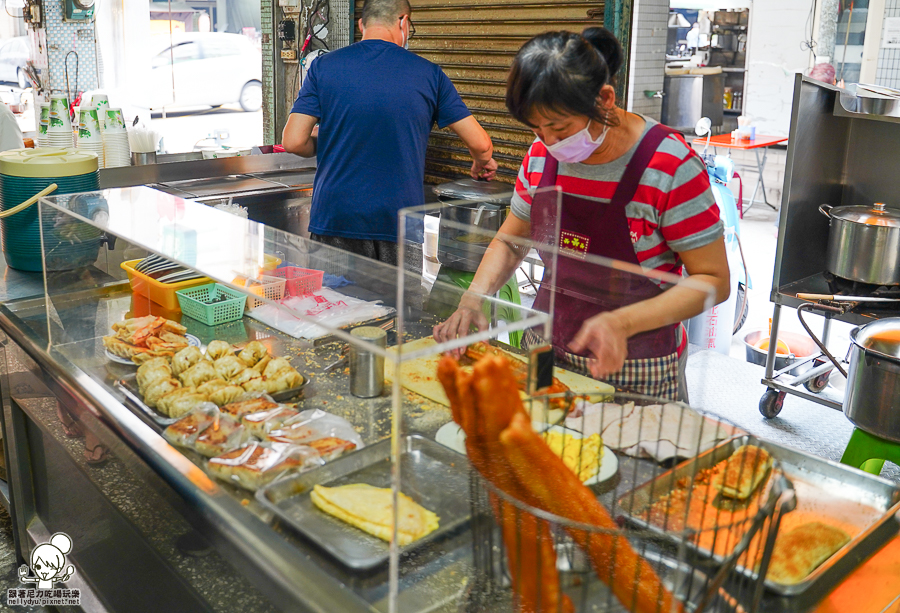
256 435 471 571
618 434 900 597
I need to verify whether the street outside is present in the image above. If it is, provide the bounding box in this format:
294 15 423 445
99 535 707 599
149 104 263 153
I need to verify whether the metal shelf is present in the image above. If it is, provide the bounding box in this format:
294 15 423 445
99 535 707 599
833 96 900 125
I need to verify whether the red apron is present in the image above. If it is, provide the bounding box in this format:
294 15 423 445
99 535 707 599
527 124 682 398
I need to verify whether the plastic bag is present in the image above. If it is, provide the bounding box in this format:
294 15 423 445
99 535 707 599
207 441 323 491
246 289 395 340
162 403 219 448
241 405 300 438
193 413 250 458
266 409 365 460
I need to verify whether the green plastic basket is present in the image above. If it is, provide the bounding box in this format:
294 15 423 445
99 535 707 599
176 283 247 326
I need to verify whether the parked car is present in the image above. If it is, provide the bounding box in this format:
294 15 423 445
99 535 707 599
147 32 262 112
0 37 31 90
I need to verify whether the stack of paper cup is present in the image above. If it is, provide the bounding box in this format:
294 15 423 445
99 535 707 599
76 106 105 168
46 95 74 148
101 108 131 167
92 94 110 131
37 103 49 148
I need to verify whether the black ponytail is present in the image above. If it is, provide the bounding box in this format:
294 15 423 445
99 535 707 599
506 28 623 128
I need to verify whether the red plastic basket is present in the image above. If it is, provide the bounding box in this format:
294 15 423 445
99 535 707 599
269 266 324 297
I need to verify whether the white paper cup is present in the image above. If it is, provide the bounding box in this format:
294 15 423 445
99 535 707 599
77 107 102 143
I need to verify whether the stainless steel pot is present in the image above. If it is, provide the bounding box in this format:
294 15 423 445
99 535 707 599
844 318 900 442
434 179 510 272
820 202 900 285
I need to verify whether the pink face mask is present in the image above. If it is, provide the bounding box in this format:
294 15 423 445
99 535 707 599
542 120 609 164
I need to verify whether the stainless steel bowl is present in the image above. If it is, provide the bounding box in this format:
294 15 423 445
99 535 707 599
743 329 818 375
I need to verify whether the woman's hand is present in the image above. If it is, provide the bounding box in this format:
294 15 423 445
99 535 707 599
433 301 488 358
568 311 629 378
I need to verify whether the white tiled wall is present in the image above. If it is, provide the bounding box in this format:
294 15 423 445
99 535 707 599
628 0 669 120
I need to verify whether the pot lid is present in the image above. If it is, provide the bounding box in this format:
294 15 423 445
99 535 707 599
852 318 900 359
0 147 98 178
831 202 900 227
432 178 511 205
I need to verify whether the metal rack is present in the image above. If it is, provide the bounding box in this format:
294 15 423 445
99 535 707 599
759 75 900 418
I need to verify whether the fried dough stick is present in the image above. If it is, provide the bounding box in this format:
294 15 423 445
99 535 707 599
465 343 571 412
500 411 684 613
438 357 571 613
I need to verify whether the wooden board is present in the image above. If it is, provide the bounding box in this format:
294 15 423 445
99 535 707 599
385 337 614 408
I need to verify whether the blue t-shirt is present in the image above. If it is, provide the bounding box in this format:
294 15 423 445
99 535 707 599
291 40 471 241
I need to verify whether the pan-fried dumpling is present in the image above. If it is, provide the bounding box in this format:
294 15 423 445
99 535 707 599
206 340 233 361
251 354 272 374
209 385 245 407
238 341 268 367
136 358 173 392
242 378 269 393
214 355 247 381
263 357 293 379
197 379 229 395
231 368 262 386
180 360 218 388
266 370 304 394
144 378 181 408
172 346 203 377
157 387 208 418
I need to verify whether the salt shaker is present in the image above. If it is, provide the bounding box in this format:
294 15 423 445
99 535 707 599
349 326 387 398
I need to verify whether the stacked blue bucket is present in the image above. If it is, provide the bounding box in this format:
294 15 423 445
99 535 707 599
0 148 100 271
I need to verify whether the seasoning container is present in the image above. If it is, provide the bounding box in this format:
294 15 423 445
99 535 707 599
724 87 734 109
349 326 388 398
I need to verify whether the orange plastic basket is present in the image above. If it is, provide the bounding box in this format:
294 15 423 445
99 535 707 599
121 259 211 311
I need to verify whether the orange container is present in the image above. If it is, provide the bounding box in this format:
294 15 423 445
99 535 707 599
121 259 211 312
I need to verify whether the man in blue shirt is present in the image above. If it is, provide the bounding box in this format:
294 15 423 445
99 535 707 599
282 0 497 265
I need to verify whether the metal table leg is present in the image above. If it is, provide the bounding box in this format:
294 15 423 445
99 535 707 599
743 147 777 214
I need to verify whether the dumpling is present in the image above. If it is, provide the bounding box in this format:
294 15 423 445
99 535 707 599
238 341 268 367
242 378 269 393
180 360 218 388
251 355 272 374
206 340 233 361
266 370 304 394
209 385 245 407
231 368 262 386
157 388 209 418
263 357 293 379
197 379 229 395
172 346 203 377
214 355 247 381
144 378 181 408
136 358 173 392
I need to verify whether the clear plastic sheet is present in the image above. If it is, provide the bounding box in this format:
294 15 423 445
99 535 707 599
207 441 324 491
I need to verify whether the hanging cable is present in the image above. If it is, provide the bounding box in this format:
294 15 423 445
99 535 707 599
800 0 817 53
64 50 79 121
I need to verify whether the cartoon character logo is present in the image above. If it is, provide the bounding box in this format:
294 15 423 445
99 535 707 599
18 533 75 589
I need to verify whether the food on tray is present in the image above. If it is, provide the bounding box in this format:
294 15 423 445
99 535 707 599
266 369 304 394
104 316 190 364
206 340 233 361
208 384 244 407
157 387 209 418
306 437 357 462
310 484 439 546
242 379 270 394
163 410 216 447
266 422 318 445
136 357 173 392
438 353 682 613
208 442 318 491
238 341 268 366
765 522 851 585
181 360 218 388
252 355 272 374
197 378 229 395
193 415 245 457
543 430 603 483
144 378 182 408
220 398 279 419
242 406 299 438
173 346 204 377
713 445 772 500
263 357 292 378
214 355 248 380
231 367 262 386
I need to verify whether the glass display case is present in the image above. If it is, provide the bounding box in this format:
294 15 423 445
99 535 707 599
0 183 751 613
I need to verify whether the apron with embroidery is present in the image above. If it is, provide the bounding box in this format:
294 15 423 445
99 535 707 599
525 124 682 400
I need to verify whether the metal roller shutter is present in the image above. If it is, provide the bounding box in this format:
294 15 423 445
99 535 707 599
353 0 606 184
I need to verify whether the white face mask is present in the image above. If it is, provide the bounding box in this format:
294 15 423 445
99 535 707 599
401 17 410 49
542 120 609 164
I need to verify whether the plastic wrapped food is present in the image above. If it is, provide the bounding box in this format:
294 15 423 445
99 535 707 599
306 437 358 462
181 360 218 388
144 378 181 408
193 414 248 457
214 355 248 381
136 357 173 392
172 346 204 377
207 442 323 491
157 387 210 418
220 397 279 419
267 409 364 451
238 341 268 367
206 340 233 361
241 406 300 438
163 404 218 447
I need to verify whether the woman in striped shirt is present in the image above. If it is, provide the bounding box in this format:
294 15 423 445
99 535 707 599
434 28 730 401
